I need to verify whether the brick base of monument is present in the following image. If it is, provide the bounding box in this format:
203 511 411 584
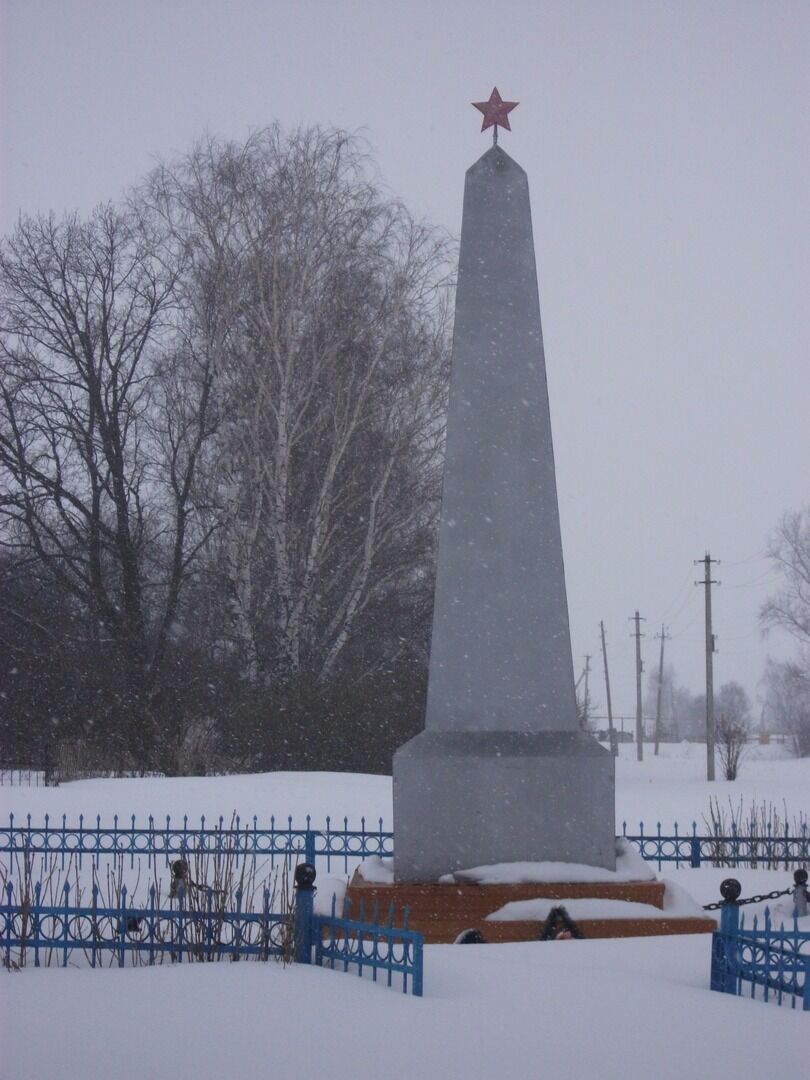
345 873 717 943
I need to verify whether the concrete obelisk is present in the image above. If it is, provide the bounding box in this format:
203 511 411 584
393 90 615 882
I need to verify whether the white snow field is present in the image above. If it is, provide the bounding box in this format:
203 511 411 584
1 742 808 1080
3 740 804 834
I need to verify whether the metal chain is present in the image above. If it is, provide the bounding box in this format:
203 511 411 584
703 887 796 911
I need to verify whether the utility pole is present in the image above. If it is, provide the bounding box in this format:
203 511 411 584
695 553 720 781
653 625 670 756
582 654 592 732
630 611 645 761
599 621 618 756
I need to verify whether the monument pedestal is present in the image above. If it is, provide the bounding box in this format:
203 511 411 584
393 731 615 882
346 873 717 943
392 143 616 880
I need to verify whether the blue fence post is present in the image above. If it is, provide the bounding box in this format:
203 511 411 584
304 828 316 869
793 868 809 917
33 881 41 968
710 932 726 993
719 894 740 936
62 881 71 968
710 879 741 995
118 885 127 968
4 881 13 970
690 823 701 868
411 938 424 998
293 862 316 965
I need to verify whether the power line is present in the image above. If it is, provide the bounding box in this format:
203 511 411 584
723 573 781 590
590 714 657 722
669 614 701 637
722 550 767 568
657 569 697 623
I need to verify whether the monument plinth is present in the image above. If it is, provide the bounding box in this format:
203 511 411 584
346 873 718 943
392 100 615 882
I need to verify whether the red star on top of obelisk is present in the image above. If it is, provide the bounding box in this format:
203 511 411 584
472 87 519 143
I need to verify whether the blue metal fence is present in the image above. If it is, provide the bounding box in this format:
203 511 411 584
0 813 393 873
0 880 291 967
710 901 810 1010
619 820 809 870
2 814 807 873
0 864 424 995
314 896 423 996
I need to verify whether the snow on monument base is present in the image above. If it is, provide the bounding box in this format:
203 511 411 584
392 730 616 883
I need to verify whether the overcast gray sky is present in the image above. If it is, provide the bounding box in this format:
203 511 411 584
2 0 808 725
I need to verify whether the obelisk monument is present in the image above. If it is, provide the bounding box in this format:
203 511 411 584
393 90 615 882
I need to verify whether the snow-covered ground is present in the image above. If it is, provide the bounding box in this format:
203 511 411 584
1 932 806 1080
3 741 803 834
1 744 808 1080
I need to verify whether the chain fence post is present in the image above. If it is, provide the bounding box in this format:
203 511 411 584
710 878 741 995
293 862 316 964
791 868 808 917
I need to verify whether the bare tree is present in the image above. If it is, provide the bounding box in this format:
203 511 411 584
716 715 748 780
1 127 453 774
0 206 216 768
762 658 810 757
714 681 751 780
141 128 452 698
642 664 704 742
760 506 810 758
761 506 810 647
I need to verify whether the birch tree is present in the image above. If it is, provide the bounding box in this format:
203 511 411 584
143 128 452 699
